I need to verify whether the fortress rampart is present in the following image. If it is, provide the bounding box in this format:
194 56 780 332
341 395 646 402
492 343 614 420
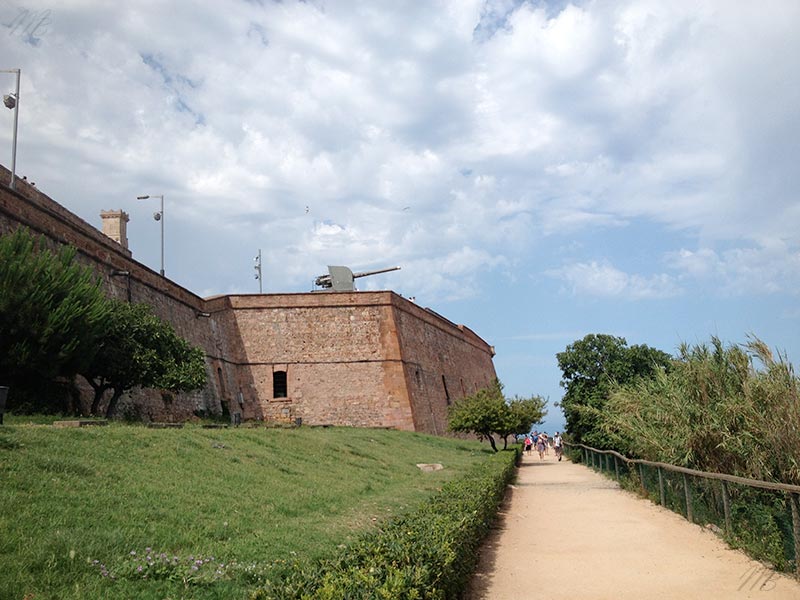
0 165 497 432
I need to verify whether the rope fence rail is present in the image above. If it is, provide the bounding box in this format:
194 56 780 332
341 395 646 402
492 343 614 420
563 441 800 577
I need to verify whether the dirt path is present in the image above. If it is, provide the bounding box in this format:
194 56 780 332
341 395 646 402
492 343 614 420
466 452 800 599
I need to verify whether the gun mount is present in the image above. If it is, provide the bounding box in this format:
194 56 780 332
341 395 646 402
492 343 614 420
314 265 401 292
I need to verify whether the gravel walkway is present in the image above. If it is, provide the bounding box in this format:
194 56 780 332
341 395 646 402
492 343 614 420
466 452 800 599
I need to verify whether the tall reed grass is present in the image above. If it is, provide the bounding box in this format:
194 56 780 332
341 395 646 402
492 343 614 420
602 337 800 485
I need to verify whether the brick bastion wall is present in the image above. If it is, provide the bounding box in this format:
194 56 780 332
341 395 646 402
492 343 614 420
203 293 497 432
0 166 497 433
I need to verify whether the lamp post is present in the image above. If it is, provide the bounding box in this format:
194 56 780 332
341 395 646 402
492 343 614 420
1 68 20 191
136 194 165 276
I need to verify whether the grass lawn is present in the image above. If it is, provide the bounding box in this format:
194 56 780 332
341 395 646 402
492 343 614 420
0 419 493 599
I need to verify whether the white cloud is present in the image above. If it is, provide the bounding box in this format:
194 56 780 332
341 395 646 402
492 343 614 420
666 242 800 296
383 246 507 302
0 0 798 301
548 259 682 300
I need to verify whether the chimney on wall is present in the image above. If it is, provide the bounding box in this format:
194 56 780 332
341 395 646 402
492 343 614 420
100 209 130 249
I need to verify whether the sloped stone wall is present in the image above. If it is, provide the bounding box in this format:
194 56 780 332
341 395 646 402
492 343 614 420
392 300 497 435
219 292 497 434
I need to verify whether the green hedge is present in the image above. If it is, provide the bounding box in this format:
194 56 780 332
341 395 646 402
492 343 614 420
252 449 519 599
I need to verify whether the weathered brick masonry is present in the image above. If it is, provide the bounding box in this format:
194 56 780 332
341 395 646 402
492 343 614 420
206 293 497 431
0 166 497 433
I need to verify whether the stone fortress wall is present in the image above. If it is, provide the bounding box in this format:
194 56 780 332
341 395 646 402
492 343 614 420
0 166 220 420
0 165 497 433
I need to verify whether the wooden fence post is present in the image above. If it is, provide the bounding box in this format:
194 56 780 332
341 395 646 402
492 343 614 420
721 481 732 536
614 455 620 482
790 492 800 578
683 473 693 523
639 464 646 493
658 467 666 506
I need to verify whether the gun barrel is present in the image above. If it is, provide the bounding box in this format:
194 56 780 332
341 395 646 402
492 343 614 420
314 274 332 287
352 266 401 279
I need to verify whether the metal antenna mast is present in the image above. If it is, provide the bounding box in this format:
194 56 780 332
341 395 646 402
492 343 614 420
254 249 263 293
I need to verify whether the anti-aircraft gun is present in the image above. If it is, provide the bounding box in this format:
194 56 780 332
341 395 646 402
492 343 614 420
314 265 400 292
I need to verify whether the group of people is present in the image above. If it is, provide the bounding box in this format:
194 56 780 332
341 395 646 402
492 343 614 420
522 431 563 461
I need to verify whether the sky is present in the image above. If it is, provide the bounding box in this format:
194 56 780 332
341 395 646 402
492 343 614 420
2 1 799 434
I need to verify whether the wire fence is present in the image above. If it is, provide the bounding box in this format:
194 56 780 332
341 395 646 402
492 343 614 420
563 442 800 577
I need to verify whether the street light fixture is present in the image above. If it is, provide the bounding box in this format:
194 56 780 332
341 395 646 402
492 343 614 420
1 68 20 191
111 269 132 302
136 194 165 276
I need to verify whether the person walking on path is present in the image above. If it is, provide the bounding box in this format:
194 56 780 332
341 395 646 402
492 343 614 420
553 432 563 461
535 435 546 460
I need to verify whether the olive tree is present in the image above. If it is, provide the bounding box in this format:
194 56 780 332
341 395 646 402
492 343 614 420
448 379 547 452
497 395 548 449
82 300 207 418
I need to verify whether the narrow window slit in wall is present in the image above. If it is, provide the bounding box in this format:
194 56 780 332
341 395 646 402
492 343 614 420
217 367 226 397
273 370 287 399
